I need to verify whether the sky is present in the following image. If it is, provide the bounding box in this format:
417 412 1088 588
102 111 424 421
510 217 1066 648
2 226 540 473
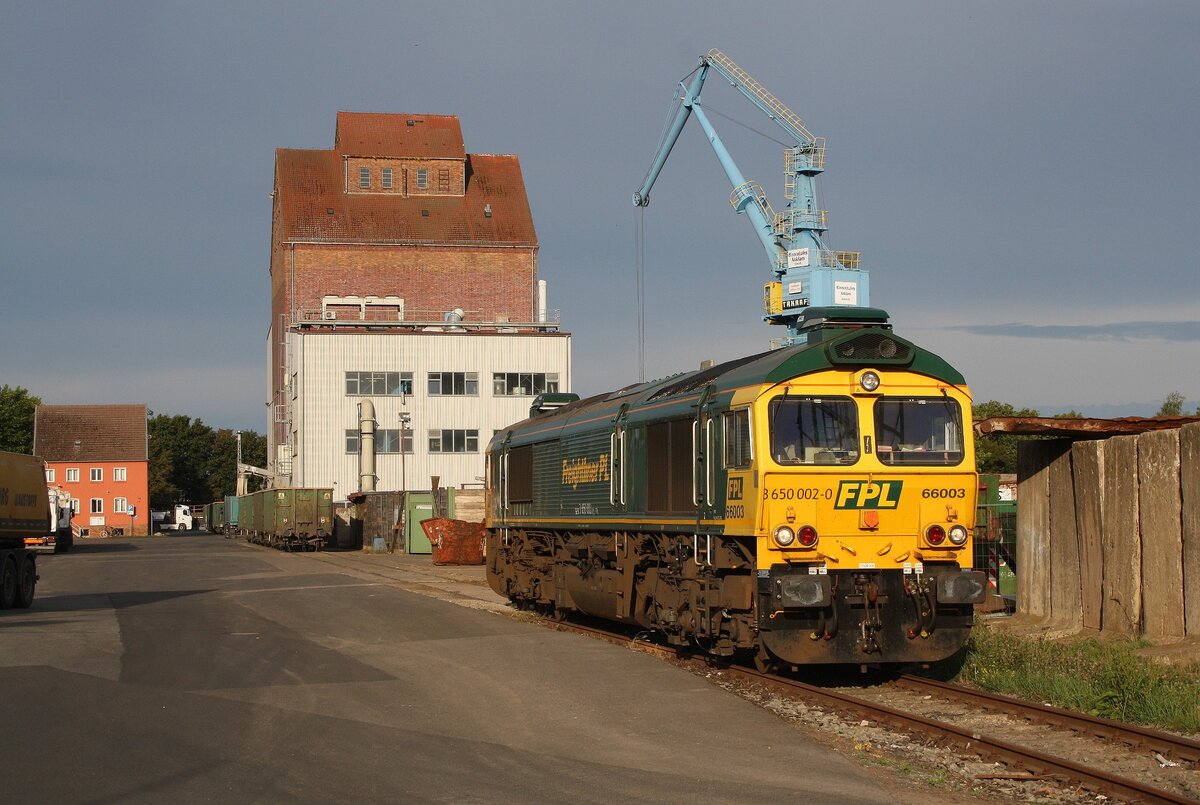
2 1 1197 432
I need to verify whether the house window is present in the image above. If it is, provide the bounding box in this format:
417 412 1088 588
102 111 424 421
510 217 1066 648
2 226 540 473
114 497 128 513
416 168 428 189
66 468 80 483
90 498 103 514
113 467 127 482
345 371 413 396
428 371 478 396
359 167 371 188
382 168 393 189
493 372 559 397
345 429 413 454
90 468 103 482
428 429 478 453
46 468 55 483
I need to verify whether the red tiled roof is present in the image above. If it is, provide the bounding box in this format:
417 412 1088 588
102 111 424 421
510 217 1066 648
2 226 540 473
334 112 466 159
34 405 148 462
274 150 537 246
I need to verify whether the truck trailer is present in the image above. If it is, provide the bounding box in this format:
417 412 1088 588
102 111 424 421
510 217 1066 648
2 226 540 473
0 451 44 608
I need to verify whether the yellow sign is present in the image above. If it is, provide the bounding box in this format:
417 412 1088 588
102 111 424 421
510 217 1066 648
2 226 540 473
561 455 609 490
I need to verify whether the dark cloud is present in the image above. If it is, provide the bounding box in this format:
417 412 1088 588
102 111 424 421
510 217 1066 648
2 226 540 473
947 321 1200 343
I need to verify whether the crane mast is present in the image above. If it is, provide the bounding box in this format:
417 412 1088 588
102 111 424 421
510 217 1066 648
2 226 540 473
634 49 871 346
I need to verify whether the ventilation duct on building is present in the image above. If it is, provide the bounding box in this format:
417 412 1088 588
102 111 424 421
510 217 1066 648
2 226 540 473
358 400 377 493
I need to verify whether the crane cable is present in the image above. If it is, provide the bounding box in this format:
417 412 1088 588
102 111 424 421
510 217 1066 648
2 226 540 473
635 207 646 384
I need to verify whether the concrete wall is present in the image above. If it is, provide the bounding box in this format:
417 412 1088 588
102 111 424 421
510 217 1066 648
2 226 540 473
1015 422 1199 639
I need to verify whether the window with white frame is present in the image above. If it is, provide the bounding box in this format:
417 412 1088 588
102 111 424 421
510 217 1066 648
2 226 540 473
359 166 370 188
345 371 413 396
113 467 127 482
382 168 393 189
428 429 478 453
428 371 478 396
114 497 128 513
90 498 103 514
492 372 560 397
416 168 428 189
90 468 103 482
345 429 413 454
46 468 55 483
66 468 80 483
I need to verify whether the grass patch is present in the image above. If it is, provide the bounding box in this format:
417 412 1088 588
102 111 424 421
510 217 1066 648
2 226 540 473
940 624 1200 733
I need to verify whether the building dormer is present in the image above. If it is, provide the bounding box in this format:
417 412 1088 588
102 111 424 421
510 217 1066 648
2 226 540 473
335 112 467 197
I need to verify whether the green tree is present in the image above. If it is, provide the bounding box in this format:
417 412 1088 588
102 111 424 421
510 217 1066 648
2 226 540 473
1157 391 1185 417
972 400 1039 474
0 385 42 454
148 412 268 509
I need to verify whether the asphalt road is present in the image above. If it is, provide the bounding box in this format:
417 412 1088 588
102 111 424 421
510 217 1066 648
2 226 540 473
1 535 890 803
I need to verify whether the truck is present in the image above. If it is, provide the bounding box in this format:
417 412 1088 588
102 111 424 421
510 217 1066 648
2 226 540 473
23 485 74 553
0 451 43 608
152 504 194 532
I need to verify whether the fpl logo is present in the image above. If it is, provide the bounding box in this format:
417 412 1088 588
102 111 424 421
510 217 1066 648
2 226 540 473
835 480 903 510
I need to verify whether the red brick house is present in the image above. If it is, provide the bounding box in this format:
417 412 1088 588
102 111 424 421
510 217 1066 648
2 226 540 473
268 112 569 494
34 404 150 536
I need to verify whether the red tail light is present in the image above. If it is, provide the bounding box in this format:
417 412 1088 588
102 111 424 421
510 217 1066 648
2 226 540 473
926 525 946 545
798 525 818 547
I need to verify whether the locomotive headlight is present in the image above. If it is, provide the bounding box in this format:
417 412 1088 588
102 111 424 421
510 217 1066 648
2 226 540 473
773 526 796 547
859 371 881 392
948 524 969 545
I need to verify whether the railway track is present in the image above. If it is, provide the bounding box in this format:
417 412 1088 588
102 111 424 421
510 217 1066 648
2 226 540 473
544 616 1199 803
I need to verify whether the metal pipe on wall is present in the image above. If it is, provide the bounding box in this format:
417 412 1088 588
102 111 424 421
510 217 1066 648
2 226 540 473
359 400 377 492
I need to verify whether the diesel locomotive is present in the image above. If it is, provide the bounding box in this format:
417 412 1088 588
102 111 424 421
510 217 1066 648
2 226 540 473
484 308 985 670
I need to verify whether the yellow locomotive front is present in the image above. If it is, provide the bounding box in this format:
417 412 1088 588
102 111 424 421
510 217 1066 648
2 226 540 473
724 366 985 669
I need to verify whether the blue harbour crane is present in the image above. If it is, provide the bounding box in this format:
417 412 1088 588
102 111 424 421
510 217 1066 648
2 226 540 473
635 49 874 347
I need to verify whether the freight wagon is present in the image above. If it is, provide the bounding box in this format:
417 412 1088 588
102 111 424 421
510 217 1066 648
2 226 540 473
239 487 334 551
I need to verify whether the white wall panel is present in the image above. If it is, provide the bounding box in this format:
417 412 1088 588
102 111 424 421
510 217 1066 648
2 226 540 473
292 330 570 502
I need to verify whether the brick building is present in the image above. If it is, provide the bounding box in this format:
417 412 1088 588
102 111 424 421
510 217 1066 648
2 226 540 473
34 404 150 536
269 112 570 498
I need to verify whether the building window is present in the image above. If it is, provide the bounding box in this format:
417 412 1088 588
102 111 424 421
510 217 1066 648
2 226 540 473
438 169 450 193
114 497 128 513
345 371 413 396
66 468 80 483
90 468 103 482
113 467 127 482
428 371 478 396
429 429 478 453
46 468 55 483
382 168 393 189
359 167 371 188
345 429 413 454
416 168 428 189
90 498 103 514
493 372 559 397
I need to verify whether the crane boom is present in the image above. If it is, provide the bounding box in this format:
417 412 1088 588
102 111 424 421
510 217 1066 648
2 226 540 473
634 49 871 346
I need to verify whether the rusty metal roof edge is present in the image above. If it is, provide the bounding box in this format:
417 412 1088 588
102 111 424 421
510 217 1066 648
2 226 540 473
974 415 1200 438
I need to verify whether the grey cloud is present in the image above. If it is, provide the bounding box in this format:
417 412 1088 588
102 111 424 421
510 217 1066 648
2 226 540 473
948 321 1200 343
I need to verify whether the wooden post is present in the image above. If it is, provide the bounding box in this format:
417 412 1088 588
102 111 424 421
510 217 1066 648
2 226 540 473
1101 435 1141 636
1071 440 1105 631
1047 442 1080 630
1181 423 1200 637
1016 441 1054 622
1138 429 1184 639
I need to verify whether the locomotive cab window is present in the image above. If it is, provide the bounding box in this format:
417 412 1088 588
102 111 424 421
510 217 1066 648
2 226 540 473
723 409 752 469
769 396 859 466
874 397 965 466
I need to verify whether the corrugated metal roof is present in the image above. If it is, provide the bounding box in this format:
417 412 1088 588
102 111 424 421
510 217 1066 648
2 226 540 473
334 112 465 159
34 404 148 462
975 416 1200 438
274 151 536 245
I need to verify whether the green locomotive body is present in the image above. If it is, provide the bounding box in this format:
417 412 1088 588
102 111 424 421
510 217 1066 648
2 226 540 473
485 311 986 668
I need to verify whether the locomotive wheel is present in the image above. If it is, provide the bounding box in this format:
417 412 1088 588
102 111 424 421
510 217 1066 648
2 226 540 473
752 646 778 675
15 555 36 608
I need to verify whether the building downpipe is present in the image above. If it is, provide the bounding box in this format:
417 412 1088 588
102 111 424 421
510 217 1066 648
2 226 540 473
358 400 377 493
